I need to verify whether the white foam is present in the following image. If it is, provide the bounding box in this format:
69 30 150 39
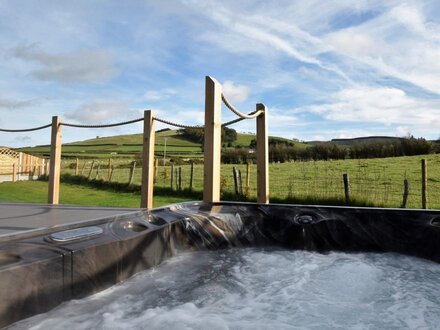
11 249 440 329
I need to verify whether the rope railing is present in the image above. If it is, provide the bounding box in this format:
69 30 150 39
152 116 203 129
0 123 52 132
221 93 264 119
61 117 144 128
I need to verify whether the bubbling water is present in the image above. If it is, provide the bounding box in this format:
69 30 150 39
11 249 440 329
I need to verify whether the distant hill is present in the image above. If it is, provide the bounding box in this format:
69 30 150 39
17 129 305 159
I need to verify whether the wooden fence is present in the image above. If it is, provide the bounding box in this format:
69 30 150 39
0 76 269 208
0 148 46 182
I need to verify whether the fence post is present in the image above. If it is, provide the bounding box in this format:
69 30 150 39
246 162 250 196
170 164 174 190
109 165 114 182
140 110 155 208
48 116 62 204
203 76 222 203
12 164 17 182
422 159 427 209
401 179 409 208
189 161 194 191
128 161 136 185
107 158 111 180
178 167 182 191
233 167 239 195
87 160 95 179
80 161 86 175
18 152 23 180
95 163 100 180
154 158 159 184
343 173 350 205
256 103 269 204
238 169 243 196
45 159 49 177
75 158 79 175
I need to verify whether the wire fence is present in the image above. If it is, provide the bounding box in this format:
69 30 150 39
59 154 440 209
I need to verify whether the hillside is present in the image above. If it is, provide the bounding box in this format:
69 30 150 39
17 129 304 159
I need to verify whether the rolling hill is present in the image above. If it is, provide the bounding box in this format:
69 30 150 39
17 129 305 159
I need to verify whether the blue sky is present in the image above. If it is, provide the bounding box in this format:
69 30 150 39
1 0 439 147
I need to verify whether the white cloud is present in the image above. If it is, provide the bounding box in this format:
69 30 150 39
0 97 34 109
66 100 129 123
306 86 440 129
12 45 119 83
323 4 440 94
222 81 250 103
144 88 177 102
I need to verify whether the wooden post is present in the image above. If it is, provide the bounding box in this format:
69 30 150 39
233 166 239 195
401 179 409 208
48 116 62 204
343 173 350 205
246 162 250 192
178 167 182 191
170 164 174 190
203 76 222 203
238 169 243 196
87 160 95 179
140 110 155 208
154 158 159 184
80 161 86 175
12 164 17 182
107 158 111 180
189 161 194 191
128 161 136 185
422 159 427 209
75 158 79 175
95 163 101 180
45 160 49 177
175 167 178 190
256 104 269 204
109 165 114 182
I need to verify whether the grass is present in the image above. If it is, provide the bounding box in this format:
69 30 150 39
0 181 191 208
60 153 440 209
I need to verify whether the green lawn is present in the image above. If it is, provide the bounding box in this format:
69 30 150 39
0 181 191 208
61 153 440 209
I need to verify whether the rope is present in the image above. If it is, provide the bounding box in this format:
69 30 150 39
61 117 144 128
221 94 264 119
153 117 204 129
221 117 246 127
0 123 52 132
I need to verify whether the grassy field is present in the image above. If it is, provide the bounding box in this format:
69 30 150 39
0 181 191 208
60 153 440 209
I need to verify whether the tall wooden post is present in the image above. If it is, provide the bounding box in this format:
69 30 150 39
140 110 155 208
48 116 62 204
422 159 427 209
256 103 269 204
107 158 111 180
12 164 17 182
189 161 194 191
343 173 350 205
203 76 222 203
75 158 79 175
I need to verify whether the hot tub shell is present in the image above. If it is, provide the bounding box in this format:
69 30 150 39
1 202 440 328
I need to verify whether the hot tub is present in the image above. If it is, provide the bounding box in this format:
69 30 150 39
1 202 440 328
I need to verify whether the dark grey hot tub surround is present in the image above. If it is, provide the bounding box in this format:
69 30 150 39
1 202 440 328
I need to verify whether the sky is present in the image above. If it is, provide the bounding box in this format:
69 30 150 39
0 0 439 147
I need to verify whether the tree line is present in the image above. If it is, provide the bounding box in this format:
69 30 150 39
222 137 436 164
